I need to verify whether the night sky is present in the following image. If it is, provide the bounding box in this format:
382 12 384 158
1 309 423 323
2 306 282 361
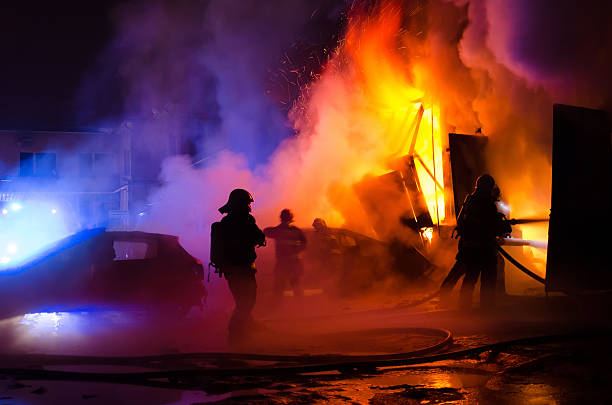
0 1 124 130
0 0 342 140
2 0 608 134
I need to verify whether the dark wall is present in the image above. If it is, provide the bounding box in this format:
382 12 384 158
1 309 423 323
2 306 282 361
546 104 612 293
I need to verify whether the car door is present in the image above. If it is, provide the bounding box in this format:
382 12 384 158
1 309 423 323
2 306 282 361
95 238 159 303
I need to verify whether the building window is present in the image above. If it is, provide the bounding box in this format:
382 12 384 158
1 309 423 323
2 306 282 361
36 153 56 177
20 153 57 177
79 153 114 177
19 153 34 176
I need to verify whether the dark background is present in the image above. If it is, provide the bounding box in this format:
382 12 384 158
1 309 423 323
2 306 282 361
0 1 124 130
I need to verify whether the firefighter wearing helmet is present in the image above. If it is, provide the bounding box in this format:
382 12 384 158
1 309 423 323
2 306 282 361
210 188 265 345
440 174 511 309
264 209 307 301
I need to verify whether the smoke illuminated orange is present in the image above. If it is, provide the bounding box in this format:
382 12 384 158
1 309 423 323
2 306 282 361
343 1 446 224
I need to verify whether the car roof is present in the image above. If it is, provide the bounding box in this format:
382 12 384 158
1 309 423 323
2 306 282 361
105 231 179 242
303 227 383 244
2 229 182 273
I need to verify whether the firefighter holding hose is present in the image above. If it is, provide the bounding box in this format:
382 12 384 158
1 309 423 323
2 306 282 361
210 189 266 345
441 174 511 309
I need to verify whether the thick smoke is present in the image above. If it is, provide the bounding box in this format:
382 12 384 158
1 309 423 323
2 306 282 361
482 0 612 110
441 0 555 241
106 0 349 310
107 0 610 295
101 0 343 164
440 0 610 275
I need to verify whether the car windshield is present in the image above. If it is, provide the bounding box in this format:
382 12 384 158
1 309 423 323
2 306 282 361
113 240 158 260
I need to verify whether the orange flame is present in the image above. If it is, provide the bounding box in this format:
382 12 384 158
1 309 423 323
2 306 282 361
343 1 445 224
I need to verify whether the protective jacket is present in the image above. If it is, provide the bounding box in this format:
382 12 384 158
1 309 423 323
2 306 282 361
263 223 307 258
455 192 511 265
210 213 265 269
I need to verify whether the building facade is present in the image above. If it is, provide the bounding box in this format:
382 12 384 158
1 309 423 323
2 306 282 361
0 129 131 230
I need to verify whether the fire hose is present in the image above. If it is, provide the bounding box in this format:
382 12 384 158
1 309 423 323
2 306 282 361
497 217 548 284
495 244 545 284
0 330 608 388
0 327 452 385
397 217 549 308
397 240 546 309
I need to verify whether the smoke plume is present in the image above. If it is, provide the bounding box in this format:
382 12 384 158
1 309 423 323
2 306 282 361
98 0 610 291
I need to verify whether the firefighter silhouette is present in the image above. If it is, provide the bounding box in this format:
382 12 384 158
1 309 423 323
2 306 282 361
210 189 265 345
440 174 511 309
312 218 340 252
264 209 307 300
310 218 342 280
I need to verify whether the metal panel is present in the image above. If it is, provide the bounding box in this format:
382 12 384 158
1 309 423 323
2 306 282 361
546 104 612 293
448 133 488 218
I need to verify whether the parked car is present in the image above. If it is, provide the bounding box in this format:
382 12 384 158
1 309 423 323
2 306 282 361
297 227 435 296
0 228 206 317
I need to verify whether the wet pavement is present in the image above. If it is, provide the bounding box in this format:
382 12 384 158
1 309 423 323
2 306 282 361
1 293 611 404
2 333 610 404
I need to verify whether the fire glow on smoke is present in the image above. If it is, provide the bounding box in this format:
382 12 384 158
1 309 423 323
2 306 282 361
343 2 446 224
280 0 549 274
144 0 554 280
284 0 447 229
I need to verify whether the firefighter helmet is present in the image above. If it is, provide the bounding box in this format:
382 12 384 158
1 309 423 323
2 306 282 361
475 174 495 192
218 188 254 214
475 174 501 201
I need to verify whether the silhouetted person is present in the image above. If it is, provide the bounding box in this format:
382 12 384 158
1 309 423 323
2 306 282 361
312 218 339 252
210 189 265 345
440 249 508 304
440 174 511 309
311 217 342 269
264 209 307 300
309 218 343 294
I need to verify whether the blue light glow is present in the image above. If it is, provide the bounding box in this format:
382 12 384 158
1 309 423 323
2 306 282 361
6 243 18 254
0 200 76 269
20 312 67 335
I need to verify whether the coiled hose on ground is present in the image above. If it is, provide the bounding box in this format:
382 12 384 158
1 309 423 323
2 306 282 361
0 329 609 390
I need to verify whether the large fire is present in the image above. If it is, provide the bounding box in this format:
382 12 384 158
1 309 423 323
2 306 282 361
284 0 448 233
343 2 446 224
284 0 548 278
142 0 554 283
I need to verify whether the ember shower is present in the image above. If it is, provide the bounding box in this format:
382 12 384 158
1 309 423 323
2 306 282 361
118 0 611 281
